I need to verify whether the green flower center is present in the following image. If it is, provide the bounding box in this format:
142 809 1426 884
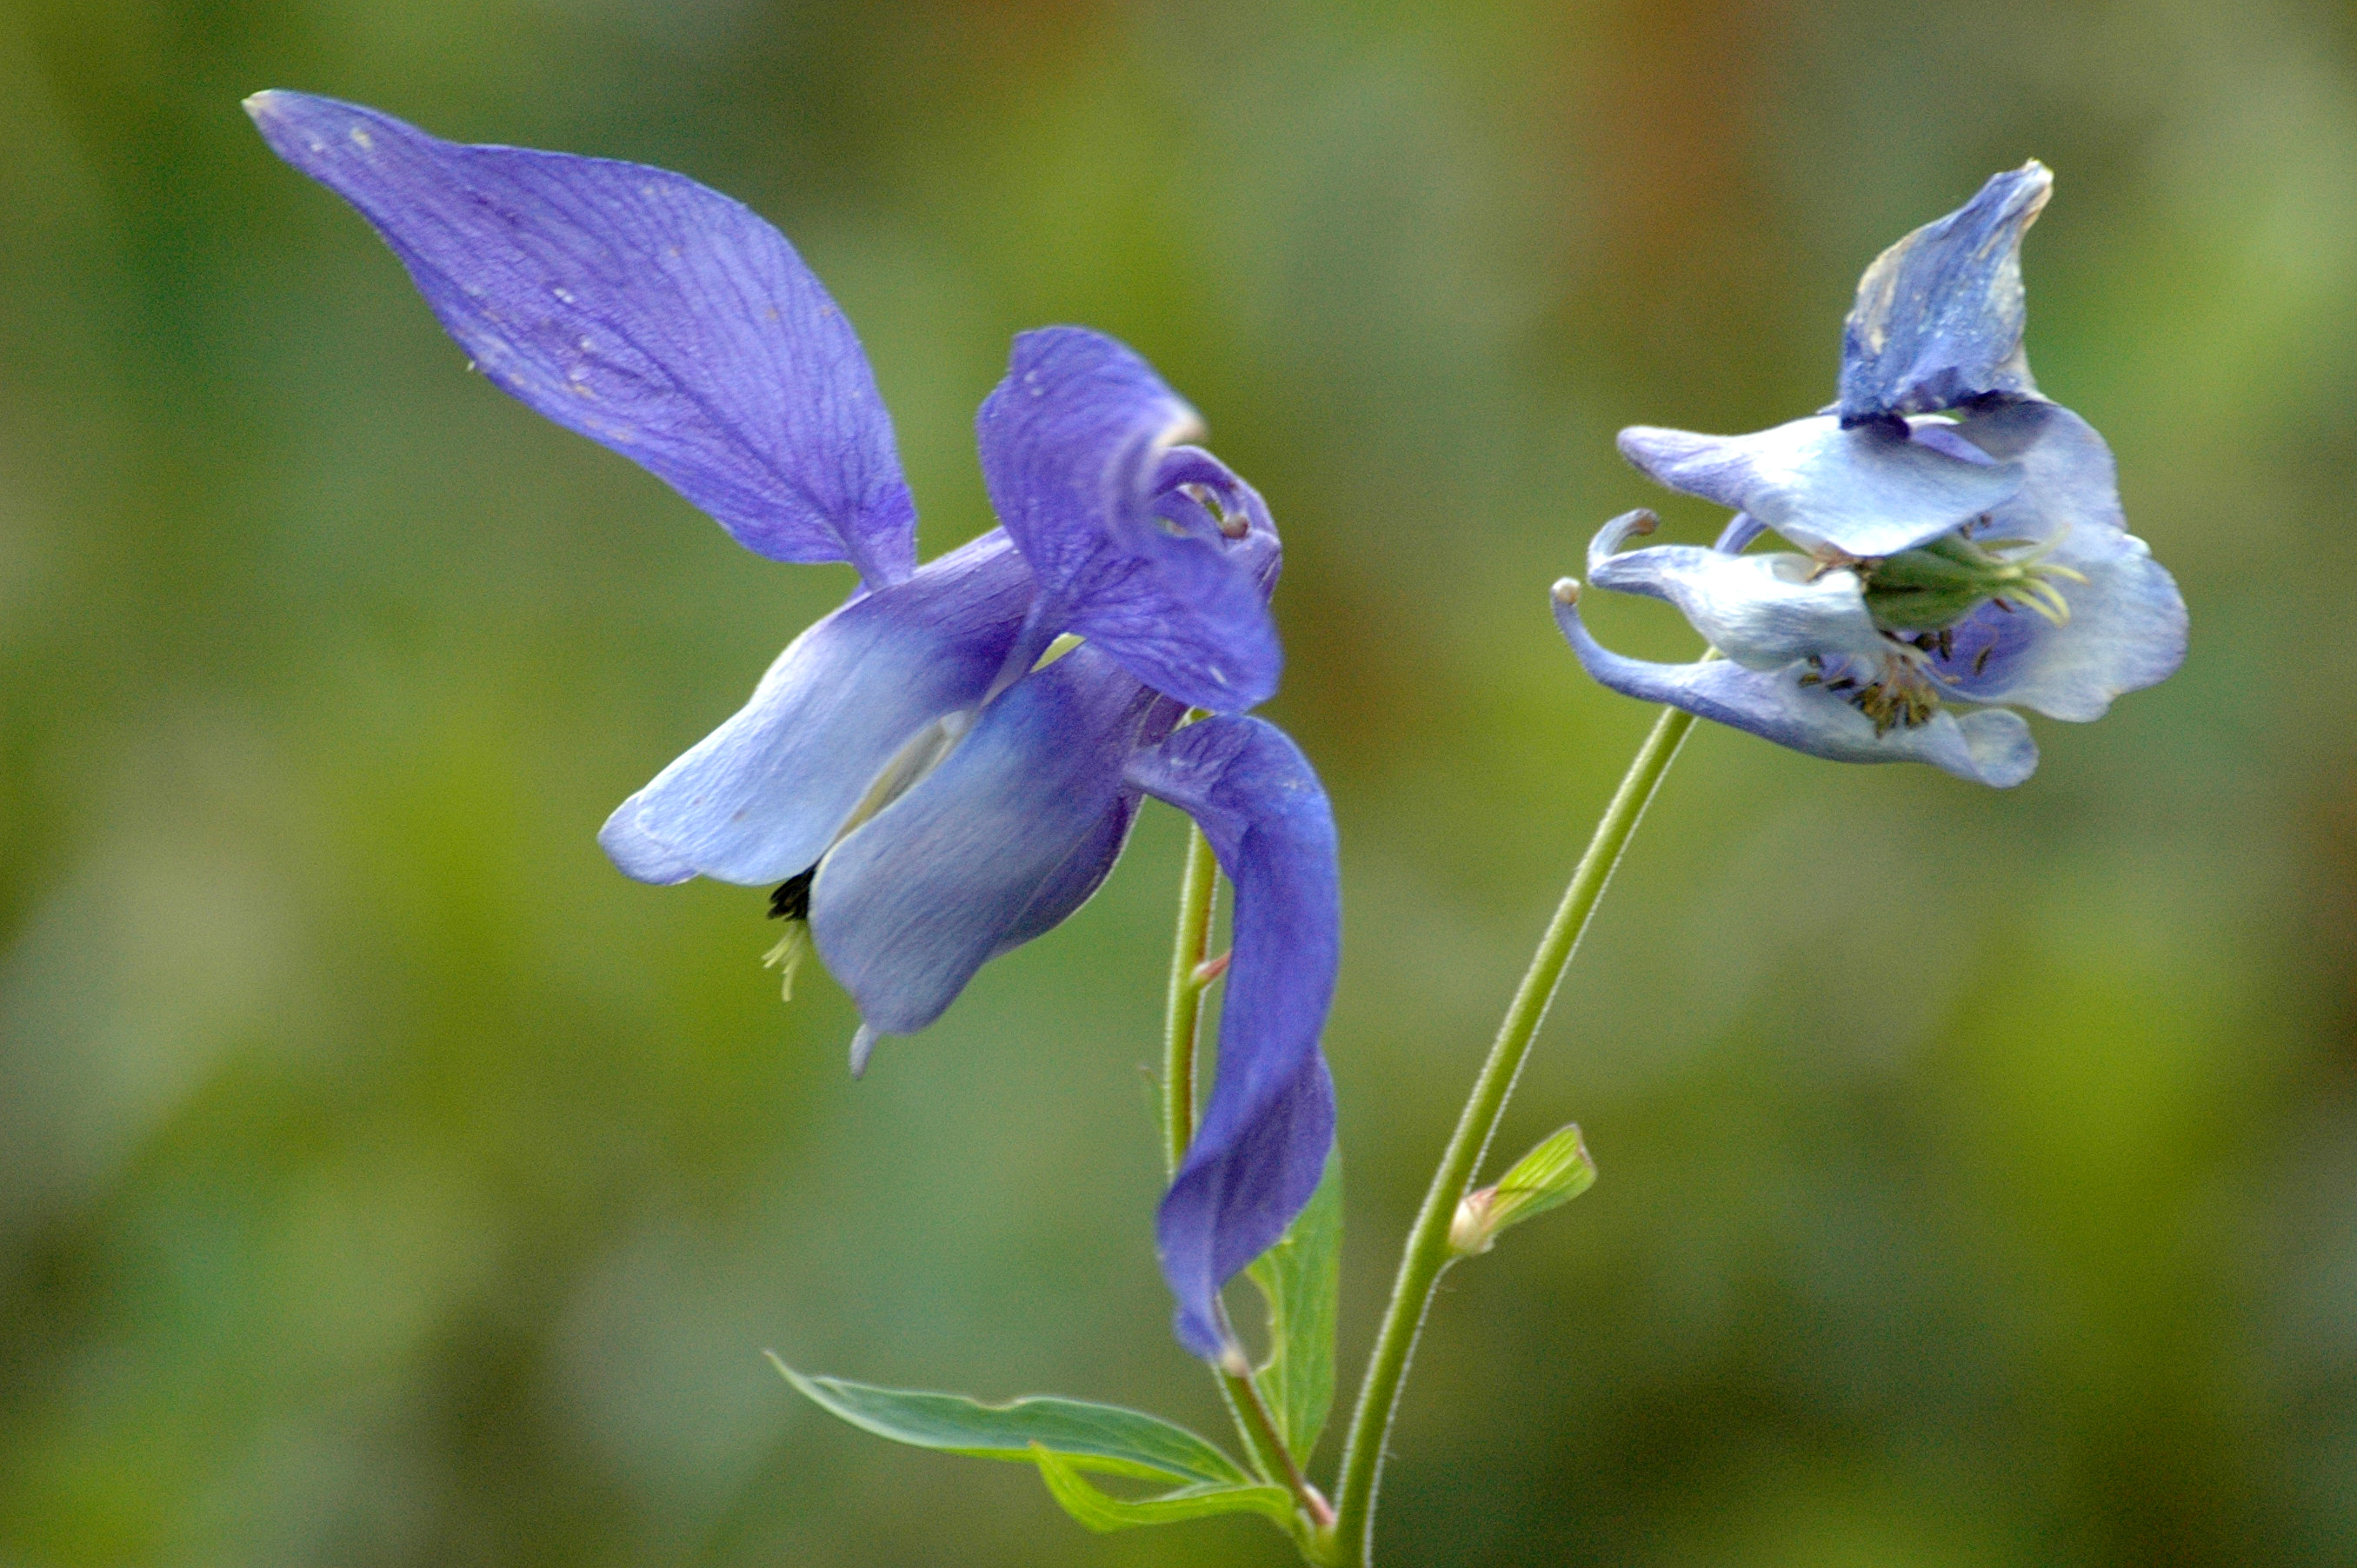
1855 525 2085 632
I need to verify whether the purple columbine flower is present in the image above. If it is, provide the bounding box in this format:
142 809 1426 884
247 92 1337 1363
1555 163 2187 786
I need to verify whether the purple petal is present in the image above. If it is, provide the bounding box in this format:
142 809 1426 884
599 530 1034 887
1620 415 2023 559
1554 588 2038 787
1128 717 1340 1361
987 791 1144 960
985 694 1187 960
246 91 916 586
809 644 1162 1037
1838 163 2051 424
1928 401 2187 719
977 329 1281 713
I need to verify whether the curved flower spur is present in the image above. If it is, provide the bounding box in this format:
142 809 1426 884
1554 163 2187 785
247 92 1339 1363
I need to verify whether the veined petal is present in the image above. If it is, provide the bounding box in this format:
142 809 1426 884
1838 163 2051 424
1928 401 2187 719
987 693 1188 960
1585 510 1888 672
1554 588 2038 787
246 91 916 586
1619 415 2023 558
599 530 1033 887
809 645 1161 1038
977 329 1281 713
989 792 1144 959
1127 718 1340 1361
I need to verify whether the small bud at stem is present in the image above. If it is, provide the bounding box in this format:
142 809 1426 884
1448 1188 1501 1256
1448 1124 1598 1258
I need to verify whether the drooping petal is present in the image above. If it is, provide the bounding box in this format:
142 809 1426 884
1127 717 1341 1361
1619 415 2023 558
1837 163 2051 425
808 645 1162 1037
1926 401 2187 719
1584 509 1888 672
1554 587 2038 787
599 530 1034 887
246 91 917 586
976 329 1280 713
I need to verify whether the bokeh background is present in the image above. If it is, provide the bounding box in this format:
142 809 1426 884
2 0 2352 1563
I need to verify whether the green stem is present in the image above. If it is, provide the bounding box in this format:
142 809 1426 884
1162 821 1221 1177
1328 701 1696 1565
1223 1371 1335 1533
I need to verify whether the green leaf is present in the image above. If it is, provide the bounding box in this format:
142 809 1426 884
1028 1442 1298 1533
1244 1153 1342 1464
769 1356 1253 1487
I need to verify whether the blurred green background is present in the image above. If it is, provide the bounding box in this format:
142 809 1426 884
1 0 2351 1563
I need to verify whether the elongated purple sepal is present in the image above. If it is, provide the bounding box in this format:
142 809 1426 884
1129 717 1340 1360
247 90 917 585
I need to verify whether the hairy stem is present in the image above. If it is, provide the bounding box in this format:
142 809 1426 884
1162 822 1220 1176
1224 1370 1335 1534
1328 702 1696 1564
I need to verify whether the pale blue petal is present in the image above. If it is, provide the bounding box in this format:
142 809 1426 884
1554 588 2038 787
808 644 1158 1036
1619 415 2024 558
1714 512 1768 554
247 91 916 586
599 807 700 886
1585 509 1887 672
976 329 1281 713
1838 163 2051 423
599 530 1033 887
1928 401 2187 719
1128 718 1340 1361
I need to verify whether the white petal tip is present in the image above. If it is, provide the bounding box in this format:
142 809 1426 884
1552 578 1581 605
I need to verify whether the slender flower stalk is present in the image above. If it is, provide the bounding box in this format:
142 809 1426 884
1328 700 1696 1565
1162 819 1221 1174
1222 1370 1336 1538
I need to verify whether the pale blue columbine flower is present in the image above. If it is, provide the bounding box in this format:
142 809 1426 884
1555 163 2187 786
248 92 1335 1362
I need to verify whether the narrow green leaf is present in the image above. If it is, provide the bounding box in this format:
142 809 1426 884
1244 1154 1342 1464
769 1357 1252 1487
1028 1442 1298 1533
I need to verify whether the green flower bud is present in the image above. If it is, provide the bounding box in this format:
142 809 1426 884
1448 1124 1597 1257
